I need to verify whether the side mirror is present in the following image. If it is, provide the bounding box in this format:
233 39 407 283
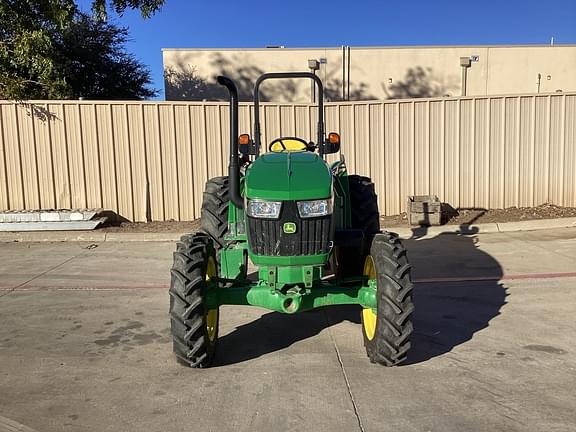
321 132 341 154
238 134 257 155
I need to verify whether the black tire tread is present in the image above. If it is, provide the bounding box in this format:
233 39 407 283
200 176 229 250
336 175 380 277
169 232 217 368
363 231 414 366
349 175 380 238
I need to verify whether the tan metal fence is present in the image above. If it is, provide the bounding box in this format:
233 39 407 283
1 93 575 221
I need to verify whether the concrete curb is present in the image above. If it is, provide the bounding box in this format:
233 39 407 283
391 223 498 238
0 231 107 242
1 217 575 243
0 231 186 243
103 232 185 242
390 217 576 239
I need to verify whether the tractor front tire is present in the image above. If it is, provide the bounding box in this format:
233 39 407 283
169 233 219 368
201 176 229 250
361 232 414 366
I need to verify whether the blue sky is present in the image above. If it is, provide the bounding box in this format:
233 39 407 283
79 0 576 98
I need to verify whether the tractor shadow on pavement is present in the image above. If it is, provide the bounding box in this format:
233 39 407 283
215 225 507 366
403 225 507 365
214 305 360 366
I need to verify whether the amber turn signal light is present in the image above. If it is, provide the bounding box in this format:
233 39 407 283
239 134 251 145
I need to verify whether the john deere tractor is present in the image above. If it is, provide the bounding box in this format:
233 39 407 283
169 72 414 367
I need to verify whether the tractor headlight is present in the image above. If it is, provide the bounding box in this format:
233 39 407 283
297 199 333 218
246 199 282 219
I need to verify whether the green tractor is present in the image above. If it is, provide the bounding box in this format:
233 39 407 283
169 72 414 367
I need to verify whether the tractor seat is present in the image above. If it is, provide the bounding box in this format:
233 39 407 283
269 137 310 152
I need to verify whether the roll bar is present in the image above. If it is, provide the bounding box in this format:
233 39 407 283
253 72 325 156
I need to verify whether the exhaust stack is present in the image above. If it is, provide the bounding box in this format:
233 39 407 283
217 76 244 209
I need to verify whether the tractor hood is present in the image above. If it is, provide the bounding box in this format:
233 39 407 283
244 151 332 201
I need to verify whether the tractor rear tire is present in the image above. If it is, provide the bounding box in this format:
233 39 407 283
336 175 380 277
349 175 380 237
169 232 219 368
200 176 229 250
361 232 414 366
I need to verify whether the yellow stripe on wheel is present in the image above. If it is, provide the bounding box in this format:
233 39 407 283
362 308 377 341
206 309 218 342
362 255 377 341
205 256 218 342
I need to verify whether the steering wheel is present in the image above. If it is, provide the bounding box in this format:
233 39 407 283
269 137 309 152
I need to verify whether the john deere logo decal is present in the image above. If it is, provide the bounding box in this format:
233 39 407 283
283 222 297 234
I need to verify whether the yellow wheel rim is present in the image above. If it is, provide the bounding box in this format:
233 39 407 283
205 256 218 342
206 309 218 342
362 255 377 341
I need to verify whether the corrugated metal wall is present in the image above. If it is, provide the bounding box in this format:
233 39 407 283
1 93 575 221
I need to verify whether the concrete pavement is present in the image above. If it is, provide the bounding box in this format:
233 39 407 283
1 228 576 431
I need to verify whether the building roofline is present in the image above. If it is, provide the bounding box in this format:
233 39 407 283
162 44 576 52
5 91 575 105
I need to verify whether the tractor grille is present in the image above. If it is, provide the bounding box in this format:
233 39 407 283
247 201 332 256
